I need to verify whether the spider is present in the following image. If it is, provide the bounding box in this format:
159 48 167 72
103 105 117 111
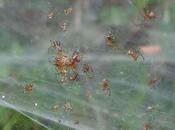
69 72 79 81
54 53 69 82
68 51 81 71
47 12 54 19
24 83 33 93
83 64 93 73
48 40 63 53
82 64 94 79
101 79 111 96
128 0 156 22
128 48 144 61
143 123 152 130
72 51 81 62
149 77 160 87
54 54 69 71
105 32 117 48
63 102 73 112
143 8 156 20
64 8 74 16
128 49 139 61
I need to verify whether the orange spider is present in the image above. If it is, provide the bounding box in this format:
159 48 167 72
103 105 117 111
101 79 111 96
68 59 78 71
54 53 69 82
72 51 81 62
143 123 152 130
49 41 81 82
49 42 69 82
54 54 69 72
68 51 81 70
105 32 116 47
24 83 33 93
149 77 160 87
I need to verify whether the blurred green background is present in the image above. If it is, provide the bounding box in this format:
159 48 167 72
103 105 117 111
0 0 175 130
0 107 45 130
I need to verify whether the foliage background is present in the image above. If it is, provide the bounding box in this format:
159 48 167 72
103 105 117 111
0 0 175 130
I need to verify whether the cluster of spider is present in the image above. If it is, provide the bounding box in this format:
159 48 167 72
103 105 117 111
105 31 145 61
106 0 156 59
47 40 111 95
105 4 159 86
48 40 94 82
47 7 110 96
23 8 109 123
47 7 74 32
23 3 159 129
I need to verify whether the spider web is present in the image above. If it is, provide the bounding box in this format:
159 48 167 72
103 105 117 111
0 0 175 130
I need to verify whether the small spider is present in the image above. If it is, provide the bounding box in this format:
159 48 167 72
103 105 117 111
143 8 156 20
60 22 68 32
48 40 63 53
64 8 74 16
83 64 93 73
128 49 139 61
69 72 79 81
54 54 69 71
54 54 69 82
47 12 54 19
68 59 78 71
82 64 94 79
24 83 33 93
128 0 156 21
128 48 144 61
51 105 59 112
72 51 81 62
105 32 116 47
63 102 73 112
101 79 111 96
68 51 81 70
143 123 152 130
149 77 159 87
